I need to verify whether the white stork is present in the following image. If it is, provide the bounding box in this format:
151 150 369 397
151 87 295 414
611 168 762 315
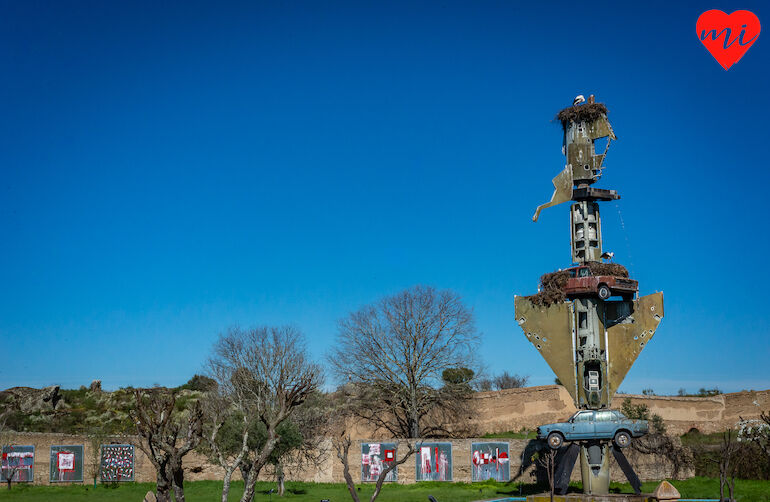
601 251 615 262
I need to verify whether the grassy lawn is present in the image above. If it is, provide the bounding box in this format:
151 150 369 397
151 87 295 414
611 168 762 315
0 478 769 501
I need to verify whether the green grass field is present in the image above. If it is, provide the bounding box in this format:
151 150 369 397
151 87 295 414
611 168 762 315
0 478 768 502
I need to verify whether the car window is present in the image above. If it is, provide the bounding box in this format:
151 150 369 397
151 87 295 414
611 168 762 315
569 269 576 278
578 267 590 277
596 411 614 421
615 411 625 420
574 411 593 422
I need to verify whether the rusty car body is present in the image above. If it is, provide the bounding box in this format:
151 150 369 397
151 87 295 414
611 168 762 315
562 265 638 300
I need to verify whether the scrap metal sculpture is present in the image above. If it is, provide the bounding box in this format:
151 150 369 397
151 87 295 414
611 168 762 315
515 95 664 495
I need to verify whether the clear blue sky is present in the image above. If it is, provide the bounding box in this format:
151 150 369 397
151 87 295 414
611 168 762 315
1 1 768 394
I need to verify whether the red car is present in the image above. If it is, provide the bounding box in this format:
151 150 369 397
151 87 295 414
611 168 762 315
563 266 638 300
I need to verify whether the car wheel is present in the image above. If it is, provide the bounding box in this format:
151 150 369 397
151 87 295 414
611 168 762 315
547 432 564 450
614 430 631 448
598 285 611 300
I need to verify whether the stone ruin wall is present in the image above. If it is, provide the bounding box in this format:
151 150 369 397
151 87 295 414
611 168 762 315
4 386 768 485
3 432 684 485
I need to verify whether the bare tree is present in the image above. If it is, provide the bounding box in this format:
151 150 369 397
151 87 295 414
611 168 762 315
208 325 322 502
535 448 557 502
269 391 330 497
1 461 19 491
201 390 249 502
331 285 480 438
0 411 21 490
704 430 739 502
85 425 109 487
130 389 203 502
475 378 494 392
493 372 529 390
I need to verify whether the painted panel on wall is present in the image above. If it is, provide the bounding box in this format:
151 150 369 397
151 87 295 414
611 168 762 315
1 445 34 482
50 445 84 482
415 442 452 481
361 442 397 482
101 444 134 482
471 442 510 482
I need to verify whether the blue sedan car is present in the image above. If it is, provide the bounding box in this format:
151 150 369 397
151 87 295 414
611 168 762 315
537 409 648 449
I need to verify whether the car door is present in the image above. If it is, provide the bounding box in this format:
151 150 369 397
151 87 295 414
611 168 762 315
570 410 595 439
594 410 616 438
576 266 592 292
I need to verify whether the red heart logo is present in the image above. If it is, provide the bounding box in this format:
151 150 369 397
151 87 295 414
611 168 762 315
697 10 760 70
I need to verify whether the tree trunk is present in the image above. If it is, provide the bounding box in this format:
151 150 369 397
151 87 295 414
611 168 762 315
240 466 260 502
409 385 420 438
239 435 279 502
338 442 361 502
238 461 251 485
369 442 414 502
221 467 235 502
548 450 556 502
170 460 186 502
276 463 285 497
155 466 172 502
719 472 725 501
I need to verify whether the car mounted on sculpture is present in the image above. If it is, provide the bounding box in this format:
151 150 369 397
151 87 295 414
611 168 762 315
537 409 648 450
562 265 638 300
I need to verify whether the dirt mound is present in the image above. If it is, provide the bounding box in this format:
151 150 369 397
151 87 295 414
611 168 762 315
556 102 609 130
524 263 630 307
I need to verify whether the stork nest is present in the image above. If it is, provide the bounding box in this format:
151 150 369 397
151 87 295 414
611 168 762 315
555 102 609 130
525 262 629 307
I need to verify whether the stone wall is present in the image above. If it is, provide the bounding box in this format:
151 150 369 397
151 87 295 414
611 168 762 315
4 386 767 485
3 432 686 485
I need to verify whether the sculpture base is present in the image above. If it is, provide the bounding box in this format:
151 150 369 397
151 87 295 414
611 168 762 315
525 494 656 502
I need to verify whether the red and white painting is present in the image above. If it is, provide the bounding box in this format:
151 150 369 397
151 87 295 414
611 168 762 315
1 446 34 483
415 442 452 481
50 445 83 482
471 442 510 482
361 442 397 482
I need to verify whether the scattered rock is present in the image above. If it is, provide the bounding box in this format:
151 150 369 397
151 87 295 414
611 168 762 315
652 480 681 500
3 385 65 412
143 491 157 502
90 380 102 392
41 385 63 410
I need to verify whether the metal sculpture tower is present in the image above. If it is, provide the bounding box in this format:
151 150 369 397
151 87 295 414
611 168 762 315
515 95 664 495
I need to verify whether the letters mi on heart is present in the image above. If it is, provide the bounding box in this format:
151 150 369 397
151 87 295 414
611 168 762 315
697 10 760 70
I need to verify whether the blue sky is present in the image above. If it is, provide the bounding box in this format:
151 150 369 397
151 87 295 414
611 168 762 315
1 1 768 394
